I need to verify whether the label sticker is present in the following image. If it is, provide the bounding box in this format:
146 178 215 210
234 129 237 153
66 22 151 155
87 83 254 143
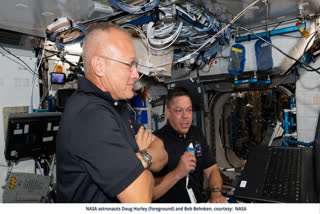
47 123 52 131
240 180 247 188
53 126 59 131
43 136 53 142
13 129 23 135
232 47 243 53
313 96 320 104
24 124 29 134
11 150 16 157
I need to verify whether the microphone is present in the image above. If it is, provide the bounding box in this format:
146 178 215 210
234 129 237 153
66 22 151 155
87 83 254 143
186 143 195 173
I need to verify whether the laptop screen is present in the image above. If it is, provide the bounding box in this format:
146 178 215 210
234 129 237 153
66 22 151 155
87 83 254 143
5 112 61 161
315 113 320 196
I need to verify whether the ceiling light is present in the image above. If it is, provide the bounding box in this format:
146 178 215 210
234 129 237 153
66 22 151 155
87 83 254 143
41 11 54 17
15 3 28 8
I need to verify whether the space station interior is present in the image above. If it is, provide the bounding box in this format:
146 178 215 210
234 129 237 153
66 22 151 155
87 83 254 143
0 0 320 203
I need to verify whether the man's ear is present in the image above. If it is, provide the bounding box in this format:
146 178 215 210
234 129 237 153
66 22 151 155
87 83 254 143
165 107 170 119
91 57 104 77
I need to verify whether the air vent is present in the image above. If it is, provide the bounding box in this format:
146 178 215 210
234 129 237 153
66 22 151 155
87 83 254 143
0 29 23 46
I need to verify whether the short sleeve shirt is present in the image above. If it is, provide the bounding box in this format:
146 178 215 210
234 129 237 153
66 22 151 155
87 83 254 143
153 123 216 203
56 77 144 203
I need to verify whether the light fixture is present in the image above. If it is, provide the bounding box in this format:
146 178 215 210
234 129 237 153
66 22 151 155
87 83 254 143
15 3 28 8
41 11 54 17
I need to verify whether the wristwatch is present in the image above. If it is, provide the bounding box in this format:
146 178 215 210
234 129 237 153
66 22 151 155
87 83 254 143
209 187 221 192
140 150 152 169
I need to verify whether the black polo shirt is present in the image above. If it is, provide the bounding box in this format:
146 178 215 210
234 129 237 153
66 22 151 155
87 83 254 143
153 123 216 203
56 77 144 203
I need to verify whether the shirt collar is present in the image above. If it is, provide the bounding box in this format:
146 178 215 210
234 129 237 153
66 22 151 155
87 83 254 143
78 77 127 108
165 121 191 140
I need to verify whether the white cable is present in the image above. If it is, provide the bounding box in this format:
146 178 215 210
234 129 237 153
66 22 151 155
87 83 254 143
148 33 180 51
177 55 191 63
147 22 183 51
147 21 183 47
186 175 197 203
0 163 9 167
38 81 51 109
179 26 196 37
49 154 55 177
110 0 160 14
124 0 260 69
37 60 59 109
36 160 43 176
237 25 320 75
186 0 261 59
154 22 176 37
268 122 282 146
121 24 152 71
188 36 214 47
5 164 14 181
30 37 47 113
151 0 261 68
45 159 51 168
176 5 196 22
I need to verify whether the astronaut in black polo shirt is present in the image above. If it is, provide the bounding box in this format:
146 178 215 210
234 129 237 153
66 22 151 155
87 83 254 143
56 23 167 203
153 87 227 203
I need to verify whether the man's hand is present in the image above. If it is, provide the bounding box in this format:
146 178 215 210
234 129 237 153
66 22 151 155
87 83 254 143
135 126 153 151
152 151 195 200
204 164 228 203
135 127 167 172
210 192 228 203
174 151 197 179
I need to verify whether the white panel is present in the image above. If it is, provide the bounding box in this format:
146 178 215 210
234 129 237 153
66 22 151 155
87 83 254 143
132 38 173 77
296 60 320 142
0 46 39 202
200 21 317 77
0 0 94 37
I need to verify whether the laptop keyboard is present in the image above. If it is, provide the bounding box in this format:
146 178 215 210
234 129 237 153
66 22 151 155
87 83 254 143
262 148 302 202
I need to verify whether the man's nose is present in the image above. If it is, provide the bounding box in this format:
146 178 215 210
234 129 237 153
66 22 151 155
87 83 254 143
182 110 189 118
131 65 140 80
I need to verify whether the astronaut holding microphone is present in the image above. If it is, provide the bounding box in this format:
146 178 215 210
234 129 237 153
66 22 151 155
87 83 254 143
152 87 227 203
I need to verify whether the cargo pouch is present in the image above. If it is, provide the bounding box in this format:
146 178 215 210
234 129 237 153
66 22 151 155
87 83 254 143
255 37 273 71
228 44 246 75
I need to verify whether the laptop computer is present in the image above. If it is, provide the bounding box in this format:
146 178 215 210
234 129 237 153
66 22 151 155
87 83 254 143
234 114 320 203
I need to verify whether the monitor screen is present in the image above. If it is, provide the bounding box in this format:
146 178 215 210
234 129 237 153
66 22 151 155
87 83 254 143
5 112 61 161
51 72 66 84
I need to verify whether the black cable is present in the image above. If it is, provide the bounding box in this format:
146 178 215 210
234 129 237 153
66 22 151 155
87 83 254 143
44 54 58 59
0 44 40 78
0 50 33 73
0 45 34 73
236 25 320 75
271 21 284 31
302 31 318 57
187 1 320 74
45 49 78 67
298 31 320 70
63 58 77 67
45 49 60 54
